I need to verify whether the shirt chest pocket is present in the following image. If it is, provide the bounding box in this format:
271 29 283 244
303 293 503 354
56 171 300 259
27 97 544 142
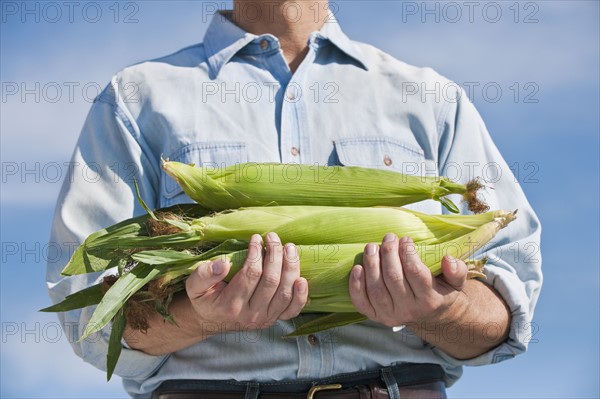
333 137 441 213
160 142 248 208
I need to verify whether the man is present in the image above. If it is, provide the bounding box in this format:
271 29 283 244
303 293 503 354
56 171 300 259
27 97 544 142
47 1 542 398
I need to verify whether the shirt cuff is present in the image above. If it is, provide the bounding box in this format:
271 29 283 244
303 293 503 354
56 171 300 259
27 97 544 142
430 261 536 366
79 306 170 380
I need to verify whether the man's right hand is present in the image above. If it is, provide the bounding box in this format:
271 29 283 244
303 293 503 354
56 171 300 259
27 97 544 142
124 232 307 355
185 232 308 335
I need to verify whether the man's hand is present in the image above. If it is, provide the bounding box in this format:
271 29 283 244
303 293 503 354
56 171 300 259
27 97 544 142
125 232 308 355
349 233 510 360
186 232 308 333
349 234 467 327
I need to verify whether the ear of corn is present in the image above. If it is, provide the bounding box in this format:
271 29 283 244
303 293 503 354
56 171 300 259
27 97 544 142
63 206 503 275
162 160 489 214
193 206 504 246
61 205 504 277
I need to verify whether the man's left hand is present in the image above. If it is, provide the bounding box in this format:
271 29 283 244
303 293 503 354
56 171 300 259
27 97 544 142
349 234 468 327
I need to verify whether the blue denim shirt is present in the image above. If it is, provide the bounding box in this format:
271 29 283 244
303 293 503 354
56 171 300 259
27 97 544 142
46 11 542 398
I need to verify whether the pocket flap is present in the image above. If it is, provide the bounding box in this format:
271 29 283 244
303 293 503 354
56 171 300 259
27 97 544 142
334 137 437 176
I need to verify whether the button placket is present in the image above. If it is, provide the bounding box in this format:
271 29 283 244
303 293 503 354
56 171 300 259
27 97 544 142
277 36 317 164
280 82 301 163
294 319 324 378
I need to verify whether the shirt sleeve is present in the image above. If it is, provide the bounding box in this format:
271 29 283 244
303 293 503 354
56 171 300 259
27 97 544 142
45 76 168 380
434 87 542 366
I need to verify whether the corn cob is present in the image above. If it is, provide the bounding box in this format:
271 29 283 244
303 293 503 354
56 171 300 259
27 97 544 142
186 206 503 246
162 160 489 214
60 206 507 277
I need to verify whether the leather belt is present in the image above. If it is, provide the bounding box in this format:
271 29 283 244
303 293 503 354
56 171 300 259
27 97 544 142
154 381 446 398
152 363 447 399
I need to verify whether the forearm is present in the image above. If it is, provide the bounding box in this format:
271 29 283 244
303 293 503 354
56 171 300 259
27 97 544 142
124 292 211 356
410 279 511 360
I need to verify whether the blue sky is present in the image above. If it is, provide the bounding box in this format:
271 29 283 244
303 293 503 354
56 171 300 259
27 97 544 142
1 1 599 398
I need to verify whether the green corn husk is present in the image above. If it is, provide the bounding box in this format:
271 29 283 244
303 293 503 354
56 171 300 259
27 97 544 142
60 205 507 277
66 208 515 345
61 203 209 276
162 160 489 214
188 206 504 246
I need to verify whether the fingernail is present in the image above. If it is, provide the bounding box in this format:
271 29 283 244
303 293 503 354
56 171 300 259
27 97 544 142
285 243 297 257
211 259 225 275
383 233 397 243
266 232 280 242
353 266 363 281
252 234 263 244
366 243 377 256
447 256 458 272
400 236 416 254
298 278 307 293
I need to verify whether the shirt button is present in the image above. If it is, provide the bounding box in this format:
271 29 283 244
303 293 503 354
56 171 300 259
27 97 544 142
383 155 393 166
290 146 299 156
260 39 269 50
307 334 318 346
287 91 296 101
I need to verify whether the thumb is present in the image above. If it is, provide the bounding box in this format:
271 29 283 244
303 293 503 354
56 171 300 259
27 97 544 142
185 257 230 299
440 256 467 291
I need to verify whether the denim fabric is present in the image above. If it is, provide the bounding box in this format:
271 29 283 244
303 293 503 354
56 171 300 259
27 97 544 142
46 11 542 399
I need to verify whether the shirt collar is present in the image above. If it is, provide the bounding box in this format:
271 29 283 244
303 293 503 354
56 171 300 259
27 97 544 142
313 12 369 71
203 12 256 79
203 11 369 78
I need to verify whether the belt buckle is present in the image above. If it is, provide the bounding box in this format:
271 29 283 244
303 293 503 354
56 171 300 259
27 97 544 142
306 383 342 399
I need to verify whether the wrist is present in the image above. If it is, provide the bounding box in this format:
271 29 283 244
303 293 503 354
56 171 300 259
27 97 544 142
414 289 470 331
175 292 214 339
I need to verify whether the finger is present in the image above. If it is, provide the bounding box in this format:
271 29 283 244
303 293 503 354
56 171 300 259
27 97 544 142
379 233 408 301
186 258 230 300
266 242 300 317
279 277 309 320
438 256 468 291
224 234 264 302
362 242 393 315
249 233 284 311
349 265 376 318
399 236 434 298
